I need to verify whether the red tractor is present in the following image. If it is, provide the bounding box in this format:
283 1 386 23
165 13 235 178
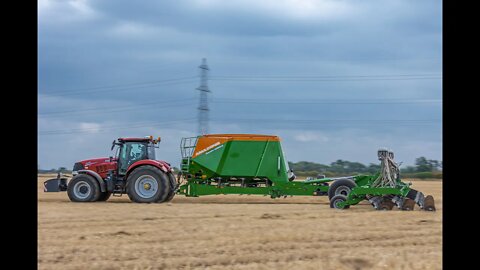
44 136 177 203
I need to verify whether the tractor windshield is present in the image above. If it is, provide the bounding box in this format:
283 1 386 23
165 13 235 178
118 142 148 175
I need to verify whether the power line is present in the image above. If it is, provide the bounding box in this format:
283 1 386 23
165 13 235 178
210 118 441 127
211 74 441 79
39 118 440 136
211 118 440 123
38 118 197 135
40 75 198 94
39 77 198 98
210 77 441 82
39 98 196 116
39 103 197 119
38 73 442 98
40 118 195 133
39 98 441 117
210 98 442 105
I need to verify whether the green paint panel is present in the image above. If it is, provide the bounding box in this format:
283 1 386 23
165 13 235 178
178 182 328 197
190 141 227 175
192 140 289 182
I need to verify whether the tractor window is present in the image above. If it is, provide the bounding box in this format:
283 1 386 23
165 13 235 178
129 143 146 160
113 145 120 159
147 143 156 160
118 142 148 175
120 144 128 160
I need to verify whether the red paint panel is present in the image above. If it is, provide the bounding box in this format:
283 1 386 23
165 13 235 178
126 159 172 175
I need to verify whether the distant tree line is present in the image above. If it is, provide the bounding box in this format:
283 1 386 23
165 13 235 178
38 158 442 180
38 167 71 174
289 156 442 179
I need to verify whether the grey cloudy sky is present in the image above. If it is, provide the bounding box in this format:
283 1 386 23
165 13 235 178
38 0 442 169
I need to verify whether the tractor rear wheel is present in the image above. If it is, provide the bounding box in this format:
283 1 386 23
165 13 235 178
330 194 350 209
67 174 101 202
97 192 112 202
126 165 170 203
328 179 357 200
163 172 177 203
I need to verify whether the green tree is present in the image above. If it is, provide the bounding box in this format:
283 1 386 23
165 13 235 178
367 163 381 174
415 157 432 172
401 166 417 173
427 160 441 171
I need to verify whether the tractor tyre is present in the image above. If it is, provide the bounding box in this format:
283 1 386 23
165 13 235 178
328 179 357 200
97 192 112 202
67 174 101 202
163 172 177 203
126 165 170 203
330 194 350 209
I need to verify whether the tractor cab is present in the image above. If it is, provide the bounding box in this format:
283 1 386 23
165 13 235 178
112 136 161 176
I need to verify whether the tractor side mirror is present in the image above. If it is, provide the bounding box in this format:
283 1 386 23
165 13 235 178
109 156 113 162
111 140 116 151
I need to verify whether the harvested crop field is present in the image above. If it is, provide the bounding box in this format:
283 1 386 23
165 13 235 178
38 175 442 270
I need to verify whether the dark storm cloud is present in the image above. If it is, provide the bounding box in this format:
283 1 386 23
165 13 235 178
38 0 442 169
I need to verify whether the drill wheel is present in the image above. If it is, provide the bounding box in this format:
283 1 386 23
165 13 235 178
330 194 350 209
423 195 436 211
401 198 416 211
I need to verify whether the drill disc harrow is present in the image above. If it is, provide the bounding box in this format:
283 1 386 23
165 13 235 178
377 199 395 211
423 195 436 211
401 198 416 211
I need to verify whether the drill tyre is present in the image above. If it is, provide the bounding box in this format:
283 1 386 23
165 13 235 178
328 179 357 200
330 194 350 209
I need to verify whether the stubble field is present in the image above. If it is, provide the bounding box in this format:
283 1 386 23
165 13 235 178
38 175 442 270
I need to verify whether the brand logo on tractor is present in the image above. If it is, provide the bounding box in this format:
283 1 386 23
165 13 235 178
196 142 221 156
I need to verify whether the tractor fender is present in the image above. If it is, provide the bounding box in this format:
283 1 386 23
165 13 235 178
77 169 107 192
125 160 172 180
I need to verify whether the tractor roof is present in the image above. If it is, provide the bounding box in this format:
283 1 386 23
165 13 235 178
118 137 150 142
118 136 160 143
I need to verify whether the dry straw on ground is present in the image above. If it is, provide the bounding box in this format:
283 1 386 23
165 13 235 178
38 175 442 270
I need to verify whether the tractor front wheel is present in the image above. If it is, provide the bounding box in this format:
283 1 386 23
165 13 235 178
126 165 170 203
67 174 101 202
